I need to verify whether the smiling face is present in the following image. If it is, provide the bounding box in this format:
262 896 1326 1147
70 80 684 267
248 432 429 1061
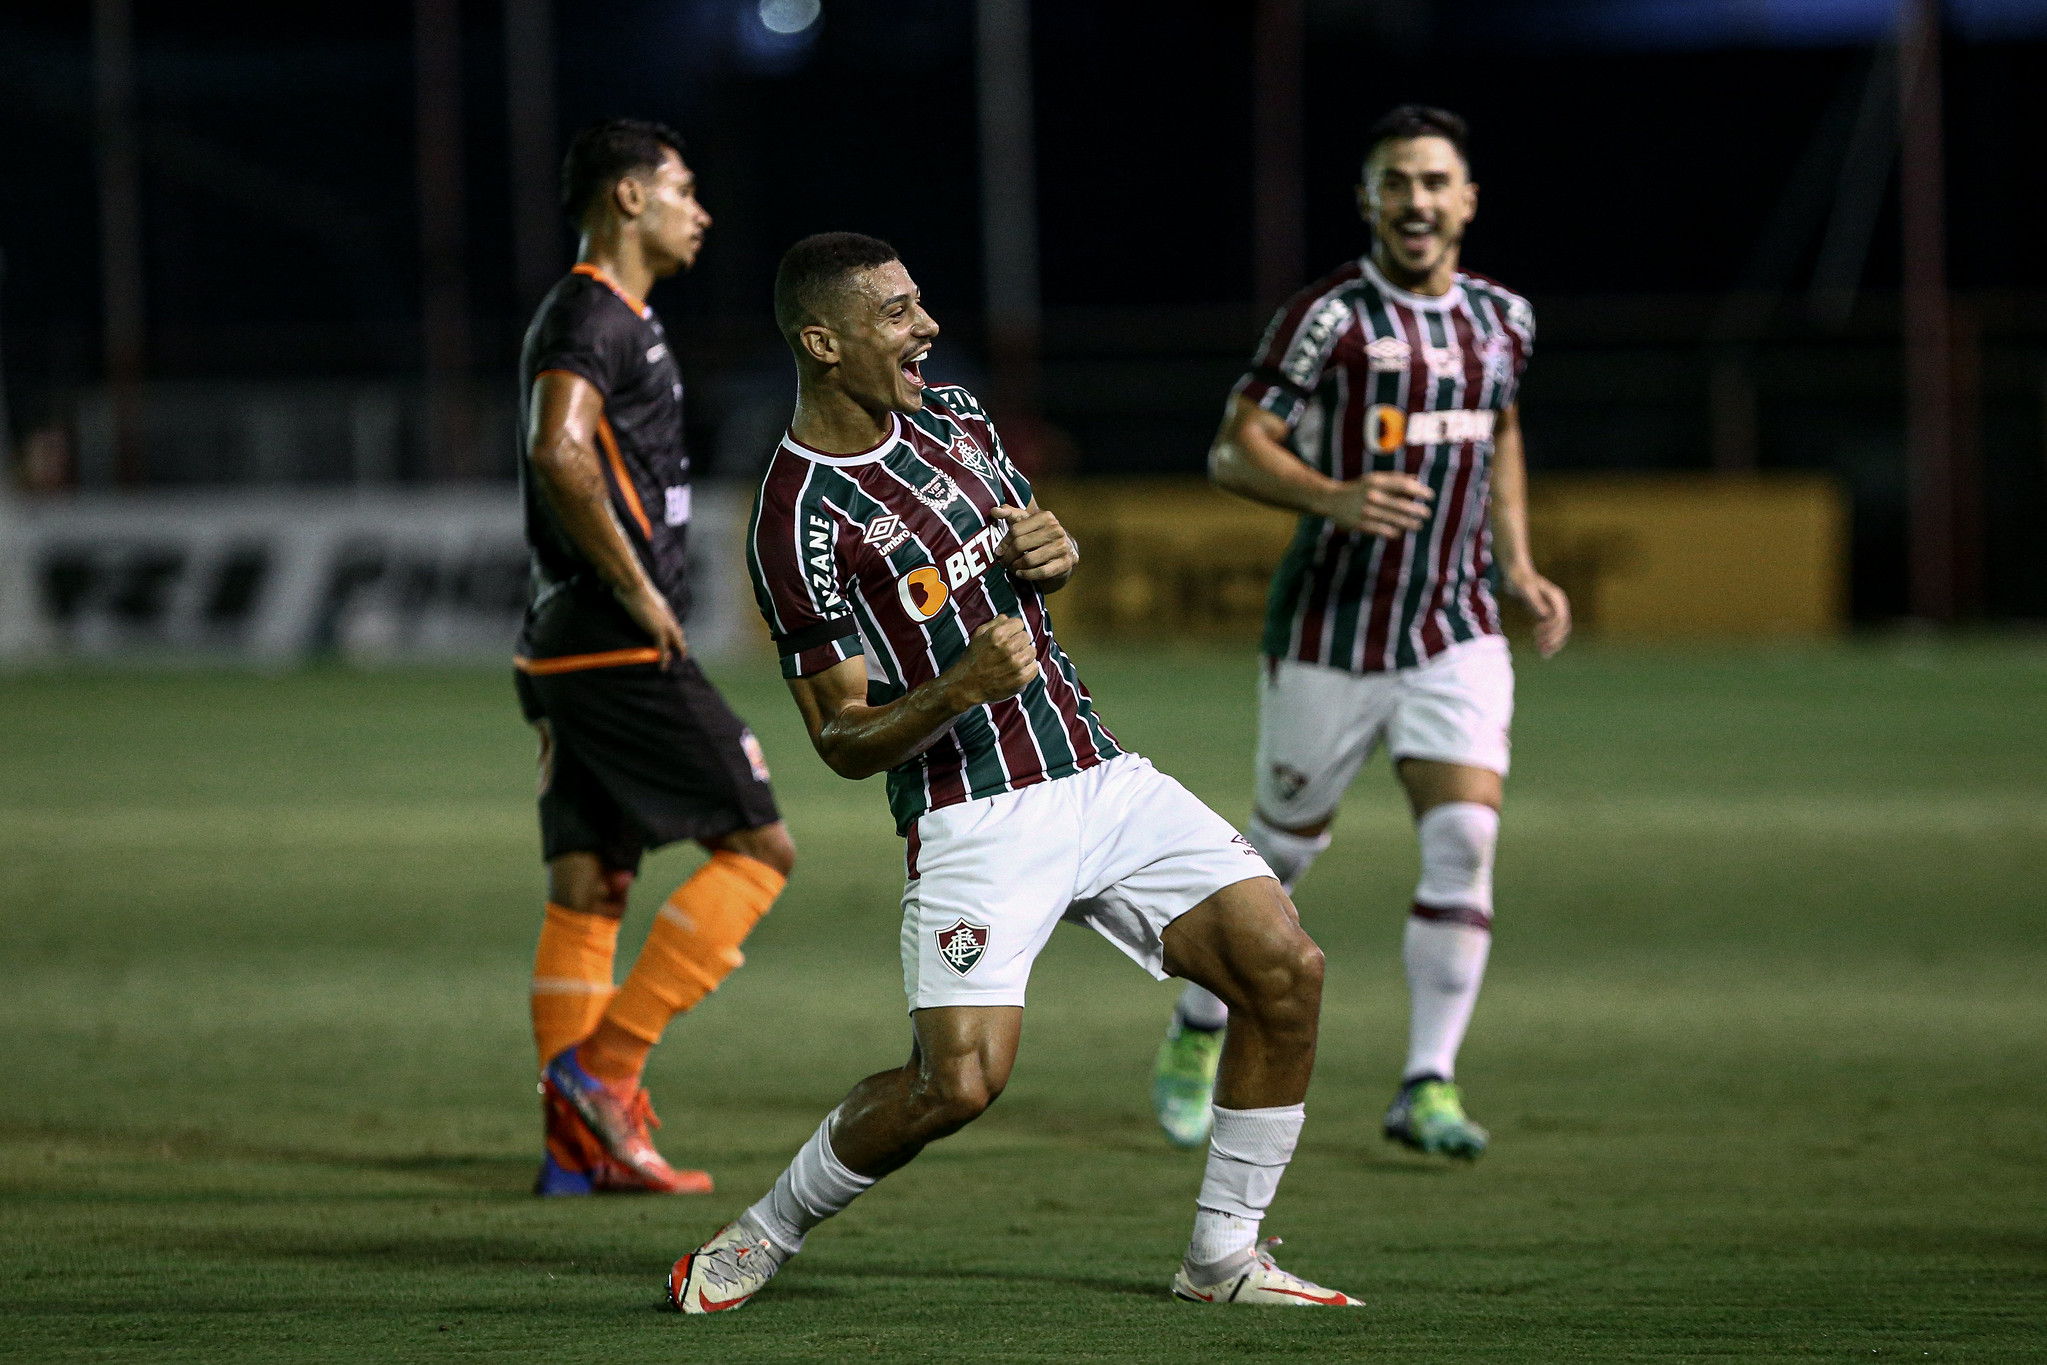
805 259 942 415
630 148 713 275
1356 135 1477 293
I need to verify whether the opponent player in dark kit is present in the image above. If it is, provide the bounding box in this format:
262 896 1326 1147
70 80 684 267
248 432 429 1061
514 119 795 1196
664 234 1360 1311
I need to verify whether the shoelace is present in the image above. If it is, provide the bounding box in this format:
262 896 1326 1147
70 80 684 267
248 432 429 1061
627 1088 662 1133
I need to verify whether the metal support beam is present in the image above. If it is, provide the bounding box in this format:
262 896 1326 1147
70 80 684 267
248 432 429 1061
93 0 145 485
416 0 471 479
1898 0 1964 620
504 0 560 312
1251 0 1305 315
977 0 1042 456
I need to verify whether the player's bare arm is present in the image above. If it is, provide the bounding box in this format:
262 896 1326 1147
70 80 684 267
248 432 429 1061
1487 404 1572 657
992 500 1077 592
526 370 688 663
785 618 1040 780
1209 395 1434 538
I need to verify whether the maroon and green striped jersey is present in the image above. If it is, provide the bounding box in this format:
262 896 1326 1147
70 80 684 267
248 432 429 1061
746 385 1122 832
1236 255 1535 674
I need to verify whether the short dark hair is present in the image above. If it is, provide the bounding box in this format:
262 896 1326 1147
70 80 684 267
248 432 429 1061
1361 104 1470 177
773 232 902 343
561 118 687 223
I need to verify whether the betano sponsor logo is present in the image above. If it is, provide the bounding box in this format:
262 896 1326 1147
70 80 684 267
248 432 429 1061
898 566 949 621
893 521 1009 622
1364 406 1497 452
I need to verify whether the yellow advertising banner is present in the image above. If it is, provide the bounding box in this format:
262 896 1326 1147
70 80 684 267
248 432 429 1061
1037 474 1846 644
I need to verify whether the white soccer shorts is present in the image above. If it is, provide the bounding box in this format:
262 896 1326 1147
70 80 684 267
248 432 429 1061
900 754 1275 1010
1254 634 1515 829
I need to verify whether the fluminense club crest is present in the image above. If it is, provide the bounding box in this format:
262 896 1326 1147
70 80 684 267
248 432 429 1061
934 917 991 976
950 437 992 477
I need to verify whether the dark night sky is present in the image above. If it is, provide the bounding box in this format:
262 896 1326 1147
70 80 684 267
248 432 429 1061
2 1 2045 480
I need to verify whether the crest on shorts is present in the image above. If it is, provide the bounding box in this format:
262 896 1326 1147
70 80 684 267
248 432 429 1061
740 728 771 783
1270 763 1311 802
934 917 990 976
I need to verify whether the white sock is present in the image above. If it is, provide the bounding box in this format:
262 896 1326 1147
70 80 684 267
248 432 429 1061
1404 802 1498 1082
1188 1103 1305 1268
1175 982 1229 1032
745 1109 876 1256
1243 814 1331 895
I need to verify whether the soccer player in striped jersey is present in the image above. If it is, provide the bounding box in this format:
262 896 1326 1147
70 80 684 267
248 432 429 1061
665 233 1360 1312
1151 105 1573 1160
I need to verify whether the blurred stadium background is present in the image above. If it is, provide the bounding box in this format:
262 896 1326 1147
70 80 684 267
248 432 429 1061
2 1 2044 1360
4 0 2046 657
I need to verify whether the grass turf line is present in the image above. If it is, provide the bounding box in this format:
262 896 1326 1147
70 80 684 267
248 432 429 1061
1 641 2043 1361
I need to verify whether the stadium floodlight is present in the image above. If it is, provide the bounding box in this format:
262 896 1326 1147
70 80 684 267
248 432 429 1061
758 0 821 35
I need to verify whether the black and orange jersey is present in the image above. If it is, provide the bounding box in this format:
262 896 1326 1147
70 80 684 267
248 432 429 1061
517 263 693 663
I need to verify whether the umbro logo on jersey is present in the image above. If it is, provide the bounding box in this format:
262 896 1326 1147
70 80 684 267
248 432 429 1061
950 438 992 477
1364 406 1497 452
915 474 962 512
934 917 990 975
863 514 913 554
1365 337 1411 373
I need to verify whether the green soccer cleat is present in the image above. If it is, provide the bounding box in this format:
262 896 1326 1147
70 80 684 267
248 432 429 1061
1152 1016 1225 1149
1383 1078 1489 1159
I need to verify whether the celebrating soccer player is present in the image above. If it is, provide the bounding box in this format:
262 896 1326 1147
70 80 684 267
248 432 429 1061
663 233 1358 1311
514 120 796 1196
1149 105 1572 1160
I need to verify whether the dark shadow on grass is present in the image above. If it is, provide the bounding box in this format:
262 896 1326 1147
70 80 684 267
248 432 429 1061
801 1261 1162 1299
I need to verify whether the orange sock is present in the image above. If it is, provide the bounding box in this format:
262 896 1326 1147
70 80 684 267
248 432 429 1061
578 851 786 1086
531 903 621 1069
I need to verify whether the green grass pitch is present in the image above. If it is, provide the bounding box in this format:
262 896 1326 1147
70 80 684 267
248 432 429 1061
2 640 2043 1361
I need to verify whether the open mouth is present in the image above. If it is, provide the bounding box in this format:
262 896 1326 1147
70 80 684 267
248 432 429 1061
1395 219 1436 253
901 345 930 390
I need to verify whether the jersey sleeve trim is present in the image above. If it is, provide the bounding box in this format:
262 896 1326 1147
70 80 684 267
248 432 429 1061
1234 271 1362 430
594 414 653 538
773 616 862 654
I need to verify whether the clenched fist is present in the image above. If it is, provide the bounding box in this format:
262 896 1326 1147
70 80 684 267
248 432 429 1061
948 615 1040 706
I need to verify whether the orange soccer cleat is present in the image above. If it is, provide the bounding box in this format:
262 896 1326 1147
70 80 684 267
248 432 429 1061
536 1052 713 1196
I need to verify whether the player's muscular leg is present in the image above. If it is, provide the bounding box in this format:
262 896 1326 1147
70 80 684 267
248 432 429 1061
704 820 797 877
1162 878 1323 1107
547 853 635 920
825 1005 1022 1179
1396 758 1501 817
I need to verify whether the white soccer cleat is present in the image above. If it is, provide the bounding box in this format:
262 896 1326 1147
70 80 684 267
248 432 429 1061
1170 1237 1362 1307
667 1217 787 1314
